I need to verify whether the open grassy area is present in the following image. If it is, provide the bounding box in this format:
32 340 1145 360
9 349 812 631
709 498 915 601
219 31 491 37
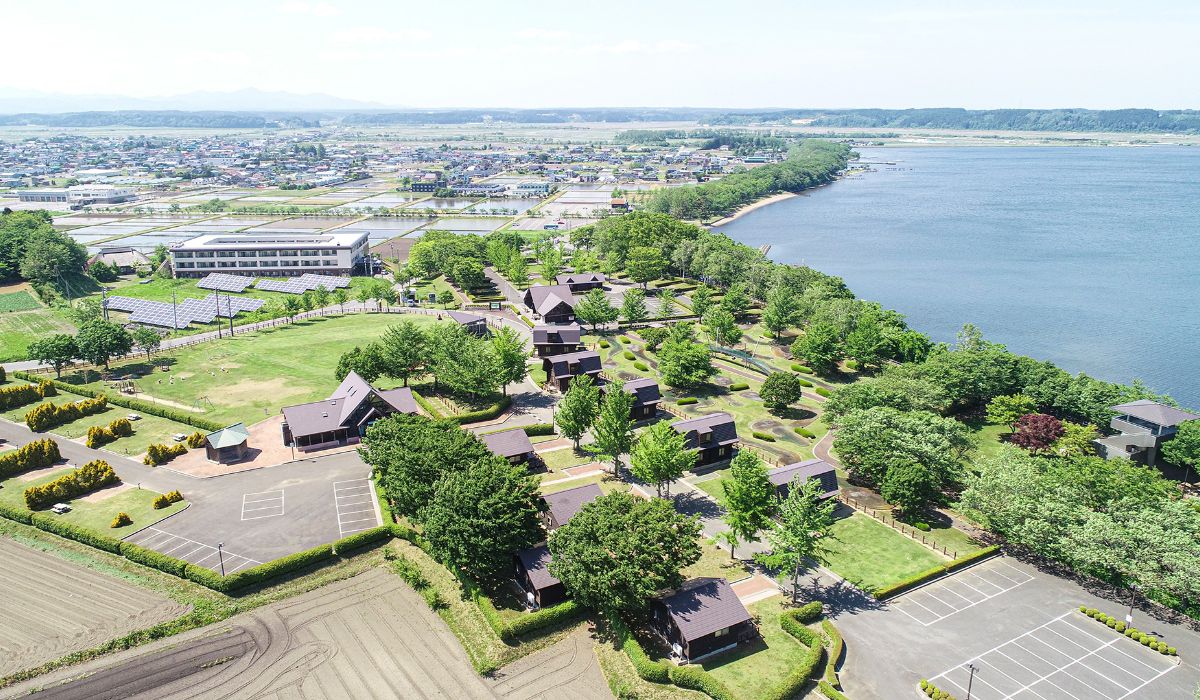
537 446 594 472
969 422 1012 465
58 314 443 427
692 471 730 507
0 309 76 362
820 512 947 593
0 291 41 312
697 596 809 700
0 469 185 534
681 538 752 583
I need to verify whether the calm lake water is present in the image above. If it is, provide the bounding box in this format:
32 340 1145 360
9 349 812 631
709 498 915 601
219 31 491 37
716 146 1200 408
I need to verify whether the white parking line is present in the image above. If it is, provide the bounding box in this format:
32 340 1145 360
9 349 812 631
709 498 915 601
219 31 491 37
333 478 380 536
892 557 1033 626
241 489 284 520
126 527 262 574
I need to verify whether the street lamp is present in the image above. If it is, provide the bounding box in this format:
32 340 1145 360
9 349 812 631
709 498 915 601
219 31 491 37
966 663 978 700
217 542 226 576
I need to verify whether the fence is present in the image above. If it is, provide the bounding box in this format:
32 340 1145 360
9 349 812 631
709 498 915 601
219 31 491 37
842 495 961 559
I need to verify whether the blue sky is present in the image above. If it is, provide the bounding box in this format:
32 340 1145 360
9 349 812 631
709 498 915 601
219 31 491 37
7 0 1198 108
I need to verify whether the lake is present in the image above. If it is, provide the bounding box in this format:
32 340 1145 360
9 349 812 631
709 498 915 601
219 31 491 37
716 146 1200 408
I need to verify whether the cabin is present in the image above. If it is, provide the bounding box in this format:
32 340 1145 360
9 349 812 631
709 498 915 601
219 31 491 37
531 323 583 357
281 371 419 451
555 272 607 293
1094 400 1200 467
542 350 603 392
670 412 738 466
204 423 250 464
88 246 151 273
620 377 661 419
513 483 603 608
445 310 489 337
768 458 840 501
481 428 536 465
652 577 757 663
523 284 577 324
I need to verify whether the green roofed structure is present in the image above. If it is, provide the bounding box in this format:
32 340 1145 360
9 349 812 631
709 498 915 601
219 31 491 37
206 422 250 464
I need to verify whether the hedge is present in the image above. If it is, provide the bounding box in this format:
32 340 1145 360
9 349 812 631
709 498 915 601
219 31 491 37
0 380 54 410
818 681 850 700
794 427 816 439
26 395 108 431
633 361 649 371
1080 607 1178 656
412 390 512 425
219 542 336 591
30 512 124 553
25 460 119 510
613 616 670 683
120 541 189 577
769 608 825 700
872 545 1001 599
798 378 814 387
821 619 843 689
751 431 777 442
144 442 187 466
332 525 392 554
0 502 33 524
475 591 584 642
623 350 635 361
729 382 749 391
523 423 556 436
668 665 735 700
792 601 824 623
0 437 61 478
815 387 832 398
599 339 611 349
791 364 813 374
677 397 698 405
12 372 225 432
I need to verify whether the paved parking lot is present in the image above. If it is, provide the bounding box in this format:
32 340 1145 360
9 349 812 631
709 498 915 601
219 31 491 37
240 489 284 521
333 479 380 536
125 526 261 574
929 611 1177 699
893 557 1034 626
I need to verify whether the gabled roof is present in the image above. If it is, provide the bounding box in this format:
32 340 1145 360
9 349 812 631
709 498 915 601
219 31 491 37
481 429 535 459
671 412 738 448
524 284 577 316
377 387 418 414
543 483 603 529
621 378 662 407
1111 400 1199 428
532 323 581 345
517 544 559 590
544 350 603 379
206 422 249 449
555 272 606 286
446 310 486 325
282 371 417 437
769 458 839 499
658 577 752 642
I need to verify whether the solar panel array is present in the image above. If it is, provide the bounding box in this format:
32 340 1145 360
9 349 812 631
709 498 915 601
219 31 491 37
104 294 265 329
255 274 352 294
196 273 254 293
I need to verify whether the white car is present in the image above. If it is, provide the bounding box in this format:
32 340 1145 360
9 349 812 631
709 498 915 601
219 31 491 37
127 413 142 421
51 503 71 514
172 433 187 442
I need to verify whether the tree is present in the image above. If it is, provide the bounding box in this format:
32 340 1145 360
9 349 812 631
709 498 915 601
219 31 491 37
881 460 941 518
379 320 429 386
702 308 741 347
759 372 805 412
19 229 88 284
655 289 674 319
538 245 563 282
422 459 545 584
757 477 835 603
74 320 133 369
355 284 373 309
452 258 486 291
1162 420 1200 477
489 325 529 395
548 492 701 614
690 284 714 318
426 323 501 398
843 319 890 373
575 288 617 332
986 394 1038 431
762 286 798 337
629 420 696 497
281 295 302 320
658 323 716 389
718 282 750 319
590 379 635 473
833 406 971 487
721 450 775 558
332 287 349 313
620 288 647 324
555 375 600 448
131 327 161 359
638 326 670 352
299 290 315 312
335 343 387 382
1011 413 1065 453
626 246 667 288
1053 421 1099 458
791 323 843 376
312 285 331 310
27 334 77 378
507 254 530 286
823 374 949 419
437 289 455 308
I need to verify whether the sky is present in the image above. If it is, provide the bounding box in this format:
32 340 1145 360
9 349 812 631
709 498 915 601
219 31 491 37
6 0 1199 109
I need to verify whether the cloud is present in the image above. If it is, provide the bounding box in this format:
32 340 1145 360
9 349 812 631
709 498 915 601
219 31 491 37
515 28 572 41
574 39 696 56
278 1 340 17
331 26 433 43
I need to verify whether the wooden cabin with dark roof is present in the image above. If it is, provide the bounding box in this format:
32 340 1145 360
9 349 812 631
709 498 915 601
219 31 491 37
281 371 418 451
652 577 757 662
523 284 577 324
670 412 738 466
542 350 602 392
513 483 603 608
555 272 607 293
531 323 583 357
768 458 840 501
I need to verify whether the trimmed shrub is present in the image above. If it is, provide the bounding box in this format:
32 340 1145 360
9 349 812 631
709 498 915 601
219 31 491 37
729 382 749 391
25 395 108 432
0 380 54 411
164 489 184 504
822 619 844 689
668 665 735 700
798 378 814 387
794 427 816 438
818 681 849 700
186 431 207 448
791 364 813 374
599 339 611 349
619 336 631 344
86 417 134 449
522 423 556 436
622 350 635 361
111 512 132 528
12 373 224 432
506 600 583 639
144 442 187 466
30 512 123 553
751 430 777 442
332 525 392 554
844 360 859 370
121 541 189 577
677 397 698 405
792 601 824 623
633 361 649 371
24 459 119 510
815 387 832 398
770 609 824 700
915 522 931 532
152 494 171 510
0 502 33 524
0 437 61 478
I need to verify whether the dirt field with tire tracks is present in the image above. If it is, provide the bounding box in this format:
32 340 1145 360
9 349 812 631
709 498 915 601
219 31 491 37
0 538 190 678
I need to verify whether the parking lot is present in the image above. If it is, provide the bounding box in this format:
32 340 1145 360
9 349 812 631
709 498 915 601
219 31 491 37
125 526 261 574
929 611 1177 699
333 479 380 537
893 557 1034 626
240 490 284 521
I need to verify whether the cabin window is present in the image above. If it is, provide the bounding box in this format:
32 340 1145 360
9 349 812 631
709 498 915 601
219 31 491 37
713 626 729 638
699 432 712 444
718 447 727 456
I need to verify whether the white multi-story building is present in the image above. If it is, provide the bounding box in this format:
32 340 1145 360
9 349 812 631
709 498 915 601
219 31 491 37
66 185 136 205
171 231 370 279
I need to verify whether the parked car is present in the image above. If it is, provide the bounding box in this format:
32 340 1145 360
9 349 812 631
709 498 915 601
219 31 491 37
172 433 187 442
51 503 71 514
127 413 142 421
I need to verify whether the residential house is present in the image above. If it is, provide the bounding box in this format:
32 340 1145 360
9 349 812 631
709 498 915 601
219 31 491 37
514 483 602 607
482 428 536 465
531 323 582 357
88 246 151 273
542 350 602 392
1094 400 1200 467
523 284 577 324
768 459 840 501
671 413 738 466
446 310 489 337
281 371 418 451
554 272 607 293
618 378 661 419
652 577 757 663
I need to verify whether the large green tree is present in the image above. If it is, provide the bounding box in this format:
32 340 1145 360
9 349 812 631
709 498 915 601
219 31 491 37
721 450 776 558
759 372 805 412
880 460 942 518
27 334 78 378
489 325 530 395
833 406 970 487
574 288 618 332
335 343 387 382
621 288 648 324
718 282 751 319
756 477 835 603
657 323 716 389
555 374 600 448
380 320 430 386
626 246 668 288
131 326 162 359
690 284 714 318
791 323 843 376
702 308 742 347
986 393 1038 432
762 286 799 337
1162 420 1200 478
629 420 696 497
590 379 635 473
74 320 133 369
548 492 701 614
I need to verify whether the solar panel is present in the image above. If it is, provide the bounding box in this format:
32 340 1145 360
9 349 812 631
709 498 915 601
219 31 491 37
255 279 307 294
197 273 253 293
102 296 145 313
299 273 351 289
255 275 352 294
177 297 217 324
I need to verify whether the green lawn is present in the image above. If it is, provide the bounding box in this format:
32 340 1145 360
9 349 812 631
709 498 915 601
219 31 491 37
539 472 629 496
920 521 984 558
820 512 947 593
696 596 810 700
537 446 593 472
0 291 41 312
0 308 77 362
681 538 752 583
969 423 1013 465
0 469 186 534
692 471 730 507
58 314 444 427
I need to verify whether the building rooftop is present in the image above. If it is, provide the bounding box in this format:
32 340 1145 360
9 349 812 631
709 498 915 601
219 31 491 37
658 577 752 643
174 231 367 251
281 372 416 436
206 422 250 449
543 482 603 529
481 429 535 459
1111 400 1200 427
517 544 558 590
532 323 581 345
671 412 738 447
525 284 577 316
620 378 662 407
768 458 839 499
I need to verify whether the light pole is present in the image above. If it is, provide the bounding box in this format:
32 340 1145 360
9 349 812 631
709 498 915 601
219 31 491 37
217 542 226 576
966 663 978 700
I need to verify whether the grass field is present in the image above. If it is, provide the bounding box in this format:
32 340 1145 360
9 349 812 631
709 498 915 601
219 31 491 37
820 512 947 593
0 469 186 534
697 597 809 700
681 538 752 583
60 314 443 427
0 309 76 361
0 291 41 312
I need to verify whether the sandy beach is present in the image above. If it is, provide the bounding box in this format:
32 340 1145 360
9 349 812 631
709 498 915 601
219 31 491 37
704 192 799 228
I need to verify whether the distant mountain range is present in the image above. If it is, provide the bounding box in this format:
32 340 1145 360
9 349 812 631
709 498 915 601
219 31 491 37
0 88 396 114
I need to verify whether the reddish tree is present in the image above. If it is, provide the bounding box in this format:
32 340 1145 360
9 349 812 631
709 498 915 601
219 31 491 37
1010 413 1064 453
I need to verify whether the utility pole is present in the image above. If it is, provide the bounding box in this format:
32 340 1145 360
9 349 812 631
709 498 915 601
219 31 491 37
171 291 178 330
100 286 109 321
966 664 978 700
217 542 226 576
215 290 223 339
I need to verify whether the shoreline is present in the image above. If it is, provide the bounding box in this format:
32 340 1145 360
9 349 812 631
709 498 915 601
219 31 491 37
704 192 799 228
